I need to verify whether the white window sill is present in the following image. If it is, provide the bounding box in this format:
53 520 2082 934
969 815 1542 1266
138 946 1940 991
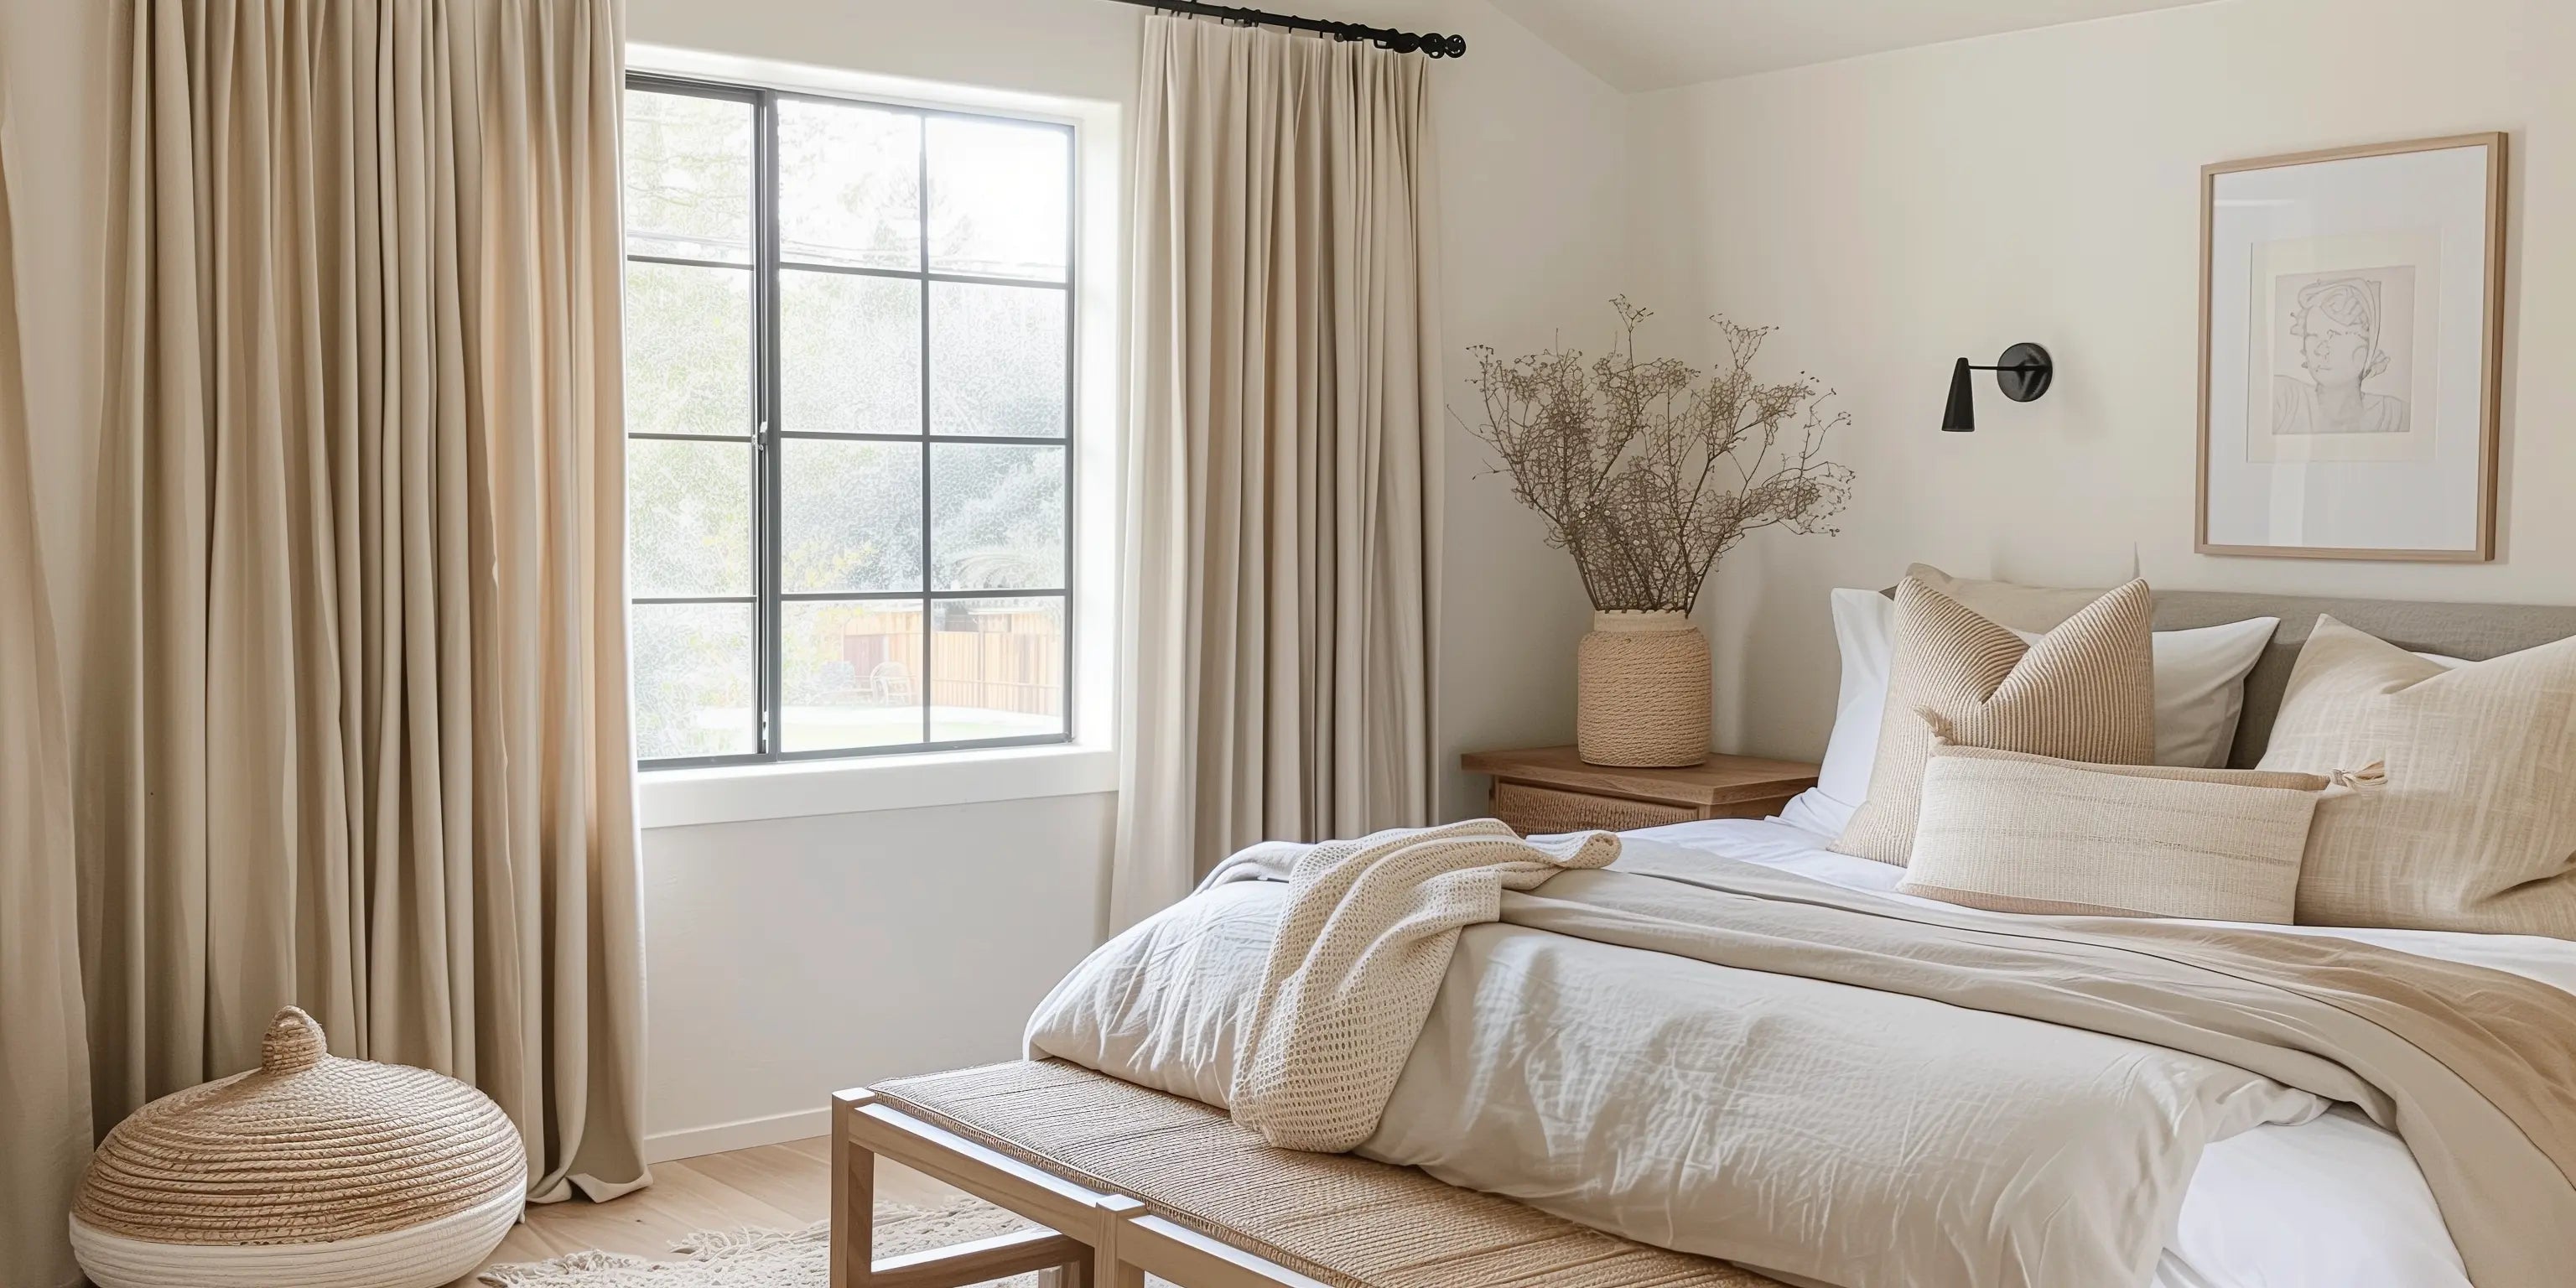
636 743 1118 830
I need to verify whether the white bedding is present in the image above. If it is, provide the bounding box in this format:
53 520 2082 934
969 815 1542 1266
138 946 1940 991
1629 812 2576 1288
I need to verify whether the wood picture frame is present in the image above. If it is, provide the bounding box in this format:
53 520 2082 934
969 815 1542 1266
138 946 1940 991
2195 132 2507 561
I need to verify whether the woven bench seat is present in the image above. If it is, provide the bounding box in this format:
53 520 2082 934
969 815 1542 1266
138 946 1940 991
862 1059 1776 1288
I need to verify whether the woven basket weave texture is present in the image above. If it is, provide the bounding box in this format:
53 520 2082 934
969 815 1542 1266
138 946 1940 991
1576 612 1711 767
876 1059 1778 1288
73 1006 525 1246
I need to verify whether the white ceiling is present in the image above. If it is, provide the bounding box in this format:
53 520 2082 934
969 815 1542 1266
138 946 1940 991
1479 0 2222 91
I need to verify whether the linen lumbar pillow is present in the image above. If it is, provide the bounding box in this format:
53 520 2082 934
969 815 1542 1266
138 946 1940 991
1898 735 2340 923
1832 576 2155 865
2258 615 2576 936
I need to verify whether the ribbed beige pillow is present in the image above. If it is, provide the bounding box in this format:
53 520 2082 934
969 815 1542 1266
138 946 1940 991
1898 740 2337 922
2258 616 2576 936
1833 577 2155 865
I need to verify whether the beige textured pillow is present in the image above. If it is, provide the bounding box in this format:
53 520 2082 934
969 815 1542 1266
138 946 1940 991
1903 563 2109 632
2258 616 2576 936
1898 740 2337 922
1833 577 2155 865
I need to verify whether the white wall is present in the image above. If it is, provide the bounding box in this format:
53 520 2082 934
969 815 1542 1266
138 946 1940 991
1415 1 1631 821
625 0 1623 1155
639 792 1116 1156
1625 0 2576 764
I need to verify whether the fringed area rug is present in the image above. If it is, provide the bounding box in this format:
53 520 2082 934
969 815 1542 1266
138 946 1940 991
478 1195 1047 1287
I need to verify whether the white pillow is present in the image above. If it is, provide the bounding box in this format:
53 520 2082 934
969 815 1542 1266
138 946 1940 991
1777 589 2278 836
1779 589 1901 836
2012 620 2280 768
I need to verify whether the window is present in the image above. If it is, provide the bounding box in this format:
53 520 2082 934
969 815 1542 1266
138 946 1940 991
621 75 1075 767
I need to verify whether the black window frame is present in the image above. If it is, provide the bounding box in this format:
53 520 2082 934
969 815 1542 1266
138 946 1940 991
625 71 1078 770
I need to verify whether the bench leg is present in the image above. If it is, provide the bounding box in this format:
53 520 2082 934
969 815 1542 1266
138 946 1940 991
1094 1193 1147 1288
831 1091 878 1288
1098 1246 1143 1288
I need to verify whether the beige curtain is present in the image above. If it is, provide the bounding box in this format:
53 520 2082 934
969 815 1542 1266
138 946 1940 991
77 0 647 1220
0 121 97 1288
1114 15 1444 929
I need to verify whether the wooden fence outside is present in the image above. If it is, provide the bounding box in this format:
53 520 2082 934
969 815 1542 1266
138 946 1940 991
836 606 1062 716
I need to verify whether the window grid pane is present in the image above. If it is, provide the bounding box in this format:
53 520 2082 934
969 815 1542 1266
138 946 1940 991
624 261 753 437
930 280 1068 439
779 268 921 436
927 115 1071 282
628 438 756 598
626 76 1073 766
630 601 759 759
625 90 755 263
780 439 923 594
780 600 926 753
777 98 922 271
929 442 1067 592
931 597 1065 742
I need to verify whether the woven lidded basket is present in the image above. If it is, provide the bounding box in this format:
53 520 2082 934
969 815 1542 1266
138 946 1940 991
1576 610 1712 767
70 1006 527 1288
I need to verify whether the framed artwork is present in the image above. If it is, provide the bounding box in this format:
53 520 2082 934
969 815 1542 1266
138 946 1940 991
2197 132 2507 560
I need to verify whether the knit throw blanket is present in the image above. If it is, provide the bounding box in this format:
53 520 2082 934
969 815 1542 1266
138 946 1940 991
1209 819 1620 1152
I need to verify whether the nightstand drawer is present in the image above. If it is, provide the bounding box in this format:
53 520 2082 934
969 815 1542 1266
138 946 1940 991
1465 745 1820 836
1492 782 1695 834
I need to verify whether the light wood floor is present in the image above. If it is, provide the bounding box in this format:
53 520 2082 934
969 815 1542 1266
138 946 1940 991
452 1137 969 1285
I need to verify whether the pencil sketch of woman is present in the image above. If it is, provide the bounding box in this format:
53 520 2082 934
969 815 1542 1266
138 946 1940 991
2272 276 2408 435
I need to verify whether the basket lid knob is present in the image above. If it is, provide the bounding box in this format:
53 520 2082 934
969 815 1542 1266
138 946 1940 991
259 1006 328 1075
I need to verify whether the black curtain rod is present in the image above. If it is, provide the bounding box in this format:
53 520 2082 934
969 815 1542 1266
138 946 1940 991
1109 0 1467 58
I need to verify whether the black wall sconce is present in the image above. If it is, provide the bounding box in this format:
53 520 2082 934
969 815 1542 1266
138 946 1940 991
1942 343 2054 431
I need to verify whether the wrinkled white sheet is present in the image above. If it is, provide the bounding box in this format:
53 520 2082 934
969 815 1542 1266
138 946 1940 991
1635 814 2576 1288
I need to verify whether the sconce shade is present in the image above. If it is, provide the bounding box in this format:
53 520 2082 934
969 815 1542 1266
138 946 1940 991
1941 343 2052 432
1942 357 1976 432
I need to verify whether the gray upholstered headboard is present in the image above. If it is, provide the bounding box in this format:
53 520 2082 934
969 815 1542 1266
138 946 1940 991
2147 592 2576 768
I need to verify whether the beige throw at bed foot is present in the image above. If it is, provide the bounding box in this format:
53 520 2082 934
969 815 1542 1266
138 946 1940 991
1219 820 1620 1152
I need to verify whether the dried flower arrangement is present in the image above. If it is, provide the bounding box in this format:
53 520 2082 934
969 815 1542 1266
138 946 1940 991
1465 299 1855 614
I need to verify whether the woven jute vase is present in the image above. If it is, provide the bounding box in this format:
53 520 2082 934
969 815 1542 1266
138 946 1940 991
1575 610 1711 767
70 1006 526 1288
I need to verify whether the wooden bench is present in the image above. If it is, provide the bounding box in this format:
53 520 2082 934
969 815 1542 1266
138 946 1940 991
828 1059 1776 1288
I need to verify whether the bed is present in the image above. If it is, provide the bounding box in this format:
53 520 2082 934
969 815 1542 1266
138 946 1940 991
828 587 2576 1288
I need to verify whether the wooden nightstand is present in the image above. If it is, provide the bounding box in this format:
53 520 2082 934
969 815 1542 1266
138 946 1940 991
1461 746 1821 834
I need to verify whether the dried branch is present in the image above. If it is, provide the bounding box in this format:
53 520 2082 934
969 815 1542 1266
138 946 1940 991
1465 299 1854 615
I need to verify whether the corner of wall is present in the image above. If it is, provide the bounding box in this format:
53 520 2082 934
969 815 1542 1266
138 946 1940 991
1422 0 1633 820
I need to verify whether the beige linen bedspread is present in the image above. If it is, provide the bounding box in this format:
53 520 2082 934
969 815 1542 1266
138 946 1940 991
1027 839 2576 1288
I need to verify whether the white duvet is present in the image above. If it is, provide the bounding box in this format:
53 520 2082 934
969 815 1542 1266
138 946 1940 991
1031 806 2576 1287
1624 814 2576 1288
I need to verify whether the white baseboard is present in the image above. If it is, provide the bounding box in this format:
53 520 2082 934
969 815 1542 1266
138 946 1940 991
646 1107 831 1163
